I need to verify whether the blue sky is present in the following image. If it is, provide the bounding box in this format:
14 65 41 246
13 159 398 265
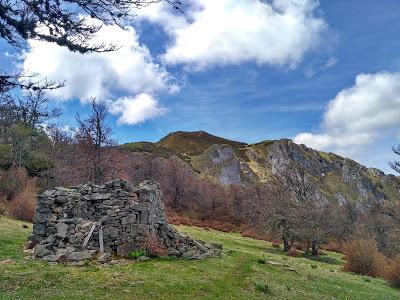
2 0 400 173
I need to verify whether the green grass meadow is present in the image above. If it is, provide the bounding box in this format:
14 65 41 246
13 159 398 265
0 217 398 299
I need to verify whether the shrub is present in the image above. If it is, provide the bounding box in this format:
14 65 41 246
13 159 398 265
0 167 37 222
386 257 400 288
287 248 300 257
255 282 270 294
7 186 37 222
343 237 389 277
129 249 148 260
311 264 318 269
0 167 29 201
142 233 167 257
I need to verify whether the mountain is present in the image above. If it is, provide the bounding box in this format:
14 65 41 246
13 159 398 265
122 131 400 206
157 131 247 156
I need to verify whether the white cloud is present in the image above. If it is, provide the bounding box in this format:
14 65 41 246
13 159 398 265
294 72 400 158
22 22 178 101
21 20 177 125
139 0 329 70
109 93 168 125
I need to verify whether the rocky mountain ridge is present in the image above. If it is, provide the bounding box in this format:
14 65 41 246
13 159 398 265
122 131 400 207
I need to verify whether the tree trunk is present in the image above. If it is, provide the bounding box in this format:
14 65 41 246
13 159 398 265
283 238 290 252
311 240 318 256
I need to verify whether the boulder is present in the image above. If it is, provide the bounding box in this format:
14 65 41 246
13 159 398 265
55 223 68 239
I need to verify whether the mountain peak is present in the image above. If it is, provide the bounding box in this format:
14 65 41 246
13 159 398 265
157 131 247 156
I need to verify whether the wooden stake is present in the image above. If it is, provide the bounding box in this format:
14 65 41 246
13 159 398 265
99 226 104 253
82 224 96 247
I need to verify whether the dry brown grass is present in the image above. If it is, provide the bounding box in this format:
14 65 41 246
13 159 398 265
287 248 301 257
167 213 240 233
321 241 344 254
240 229 271 241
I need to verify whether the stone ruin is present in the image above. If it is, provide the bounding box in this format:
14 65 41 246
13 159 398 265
29 179 221 264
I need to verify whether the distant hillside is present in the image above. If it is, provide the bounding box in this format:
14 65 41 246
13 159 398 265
122 131 400 208
157 131 247 156
120 141 173 158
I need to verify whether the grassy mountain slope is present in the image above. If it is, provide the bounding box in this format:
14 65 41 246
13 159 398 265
120 142 174 158
1 217 399 299
157 131 247 156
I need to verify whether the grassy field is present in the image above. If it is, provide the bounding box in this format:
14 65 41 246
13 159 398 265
0 217 398 299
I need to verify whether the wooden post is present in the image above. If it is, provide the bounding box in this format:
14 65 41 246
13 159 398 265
99 226 104 253
82 224 97 248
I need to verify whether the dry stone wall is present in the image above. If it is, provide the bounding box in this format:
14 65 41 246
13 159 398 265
30 179 221 264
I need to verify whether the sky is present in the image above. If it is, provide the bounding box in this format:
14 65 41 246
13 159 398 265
2 0 400 174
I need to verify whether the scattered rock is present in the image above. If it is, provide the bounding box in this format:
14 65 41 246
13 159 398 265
34 244 52 258
23 249 34 255
107 259 129 266
55 223 68 239
42 252 67 263
136 256 150 262
97 253 111 264
67 251 94 262
0 259 14 265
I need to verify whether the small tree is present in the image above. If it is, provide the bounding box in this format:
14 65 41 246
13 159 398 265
75 98 114 184
281 166 329 256
253 179 295 251
390 145 400 174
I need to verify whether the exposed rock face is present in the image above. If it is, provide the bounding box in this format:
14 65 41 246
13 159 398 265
31 180 221 263
194 144 257 185
244 139 400 206
189 137 399 207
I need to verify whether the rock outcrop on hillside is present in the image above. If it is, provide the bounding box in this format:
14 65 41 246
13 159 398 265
153 132 400 206
29 180 222 264
245 139 399 206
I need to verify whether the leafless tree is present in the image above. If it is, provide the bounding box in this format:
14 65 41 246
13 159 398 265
75 98 114 184
16 90 61 128
390 145 400 174
280 166 329 256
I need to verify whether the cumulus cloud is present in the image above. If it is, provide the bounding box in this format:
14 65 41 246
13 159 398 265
22 22 178 101
294 72 400 156
21 19 178 125
109 93 167 125
139 0 329 69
